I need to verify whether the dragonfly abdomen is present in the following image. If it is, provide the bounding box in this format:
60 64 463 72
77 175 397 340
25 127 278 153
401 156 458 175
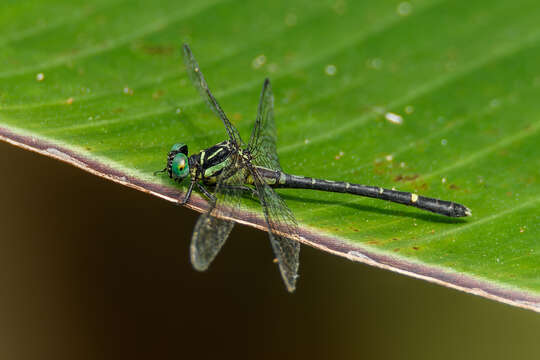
266 171 471 218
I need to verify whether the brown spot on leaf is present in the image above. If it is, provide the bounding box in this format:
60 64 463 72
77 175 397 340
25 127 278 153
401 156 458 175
412 246 420 250
138 43 174 55
393 248 400 252
152 90 164 99
394 174 419 182
449 184 460 190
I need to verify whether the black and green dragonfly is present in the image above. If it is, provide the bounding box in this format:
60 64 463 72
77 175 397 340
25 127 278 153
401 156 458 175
157 44 471 292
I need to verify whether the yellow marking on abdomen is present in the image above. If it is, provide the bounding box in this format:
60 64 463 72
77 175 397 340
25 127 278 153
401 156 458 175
411 193 419 203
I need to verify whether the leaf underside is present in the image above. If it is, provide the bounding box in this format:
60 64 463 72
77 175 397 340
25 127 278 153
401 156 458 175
1 0 538 311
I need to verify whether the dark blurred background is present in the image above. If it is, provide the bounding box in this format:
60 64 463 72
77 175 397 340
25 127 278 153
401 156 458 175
0 140 539 360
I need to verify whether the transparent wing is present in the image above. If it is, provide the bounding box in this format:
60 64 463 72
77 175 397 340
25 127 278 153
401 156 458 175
248 79 282 171
190 156 247 271
191 216 234 271
182 44 244 147
246 162 300 291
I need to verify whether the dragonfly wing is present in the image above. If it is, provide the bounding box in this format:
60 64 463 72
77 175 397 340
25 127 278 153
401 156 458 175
182 44 244 147
190 156 247 271
248 79 282 171
245 80 299 290
191 215 235 271
269 228 300 292
246 162 300 291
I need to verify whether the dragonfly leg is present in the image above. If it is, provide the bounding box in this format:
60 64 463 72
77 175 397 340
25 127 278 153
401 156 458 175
179 180 196 205
220 185 258 198
196 182 217 203
153 167 167 176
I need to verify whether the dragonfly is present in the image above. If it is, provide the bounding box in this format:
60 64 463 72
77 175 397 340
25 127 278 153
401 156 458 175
156 44 471 292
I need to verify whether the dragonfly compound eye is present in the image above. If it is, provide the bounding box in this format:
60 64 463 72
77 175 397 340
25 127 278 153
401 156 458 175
171 153 189 179
170 143 188 155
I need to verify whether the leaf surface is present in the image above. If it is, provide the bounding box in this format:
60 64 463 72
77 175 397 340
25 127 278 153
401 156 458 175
1 0 539 311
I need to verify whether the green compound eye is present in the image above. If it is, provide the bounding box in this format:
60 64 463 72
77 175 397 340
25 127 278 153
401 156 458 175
171 153 189 179
170 143 187 154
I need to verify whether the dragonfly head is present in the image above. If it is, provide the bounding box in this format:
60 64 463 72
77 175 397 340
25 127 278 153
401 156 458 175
155 143 190 181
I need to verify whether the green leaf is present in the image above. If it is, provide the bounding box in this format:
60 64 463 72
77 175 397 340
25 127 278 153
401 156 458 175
1 0 539 311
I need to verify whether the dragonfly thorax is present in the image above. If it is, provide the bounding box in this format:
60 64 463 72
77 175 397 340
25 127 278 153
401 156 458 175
190 140 236 184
